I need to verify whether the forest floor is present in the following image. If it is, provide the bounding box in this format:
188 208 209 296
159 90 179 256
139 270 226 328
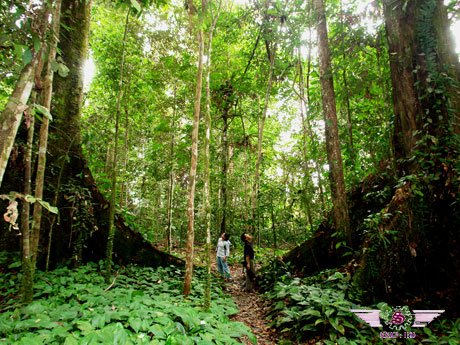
224 263 279 345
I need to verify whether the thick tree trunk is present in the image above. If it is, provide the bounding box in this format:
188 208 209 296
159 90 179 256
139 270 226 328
44 0 91 267
0 63 35 188
382 0 420 164
315 0 351 243
383 0 460 149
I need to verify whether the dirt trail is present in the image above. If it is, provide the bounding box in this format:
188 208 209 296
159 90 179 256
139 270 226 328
225 264 279 345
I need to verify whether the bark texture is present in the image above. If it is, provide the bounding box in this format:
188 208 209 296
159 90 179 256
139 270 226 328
0 63 35 188
315 0 351 242
184 5 205 295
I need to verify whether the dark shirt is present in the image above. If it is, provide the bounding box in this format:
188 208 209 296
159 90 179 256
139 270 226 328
244 242 254 260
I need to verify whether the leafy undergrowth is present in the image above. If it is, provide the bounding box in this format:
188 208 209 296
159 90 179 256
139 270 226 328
0 259 256 344
261 264 460 344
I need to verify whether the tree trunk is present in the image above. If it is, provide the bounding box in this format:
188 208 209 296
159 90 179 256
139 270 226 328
166 85 177 253
183 1 205 297
0 63 35 188
252 43 275 237
339 0 355 173
203 1 219 309
383 0 460 159
314 0 351 243
382 1 420 164
20 0 62 304
349 0 460 309
20 101 35 303
305 27 326 209
297 49 315 233
218 83 233 235
106 8 130 282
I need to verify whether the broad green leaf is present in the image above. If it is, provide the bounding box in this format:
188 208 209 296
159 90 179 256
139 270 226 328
8 261 21 269
57 63 70 77
34 104 53 121
36 199 58 214
76 320 94 334
22 48 33 66
128 317 142 333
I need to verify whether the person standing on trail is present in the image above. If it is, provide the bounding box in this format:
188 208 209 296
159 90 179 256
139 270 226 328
216 233 231 279
241 233 255 291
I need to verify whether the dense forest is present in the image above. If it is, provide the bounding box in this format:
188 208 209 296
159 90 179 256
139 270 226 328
1 0 459 344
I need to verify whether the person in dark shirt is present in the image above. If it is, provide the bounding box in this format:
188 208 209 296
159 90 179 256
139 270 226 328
241 233 255 291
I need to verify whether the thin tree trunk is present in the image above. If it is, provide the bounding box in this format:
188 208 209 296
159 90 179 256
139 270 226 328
106 9 130 282
23 0 61 303
297 49 315 233
119 88 131 208
166 85 177 253
203 1 219 309
270 206 277 250
339 0 355 172
184 1 205 297
220 98 230 234
252 45 275 237
30 0 62 270
305 27 326 209
20 93 36 303
314 0 351 243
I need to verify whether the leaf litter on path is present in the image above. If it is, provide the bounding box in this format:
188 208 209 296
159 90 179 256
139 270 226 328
224 264 279 345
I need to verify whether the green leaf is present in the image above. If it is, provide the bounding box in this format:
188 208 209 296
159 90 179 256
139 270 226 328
33 104 53 121
24 194 36 203
22 48 33 66
76 320 94 334
314 318 324 326
57 63 70 78
91 314 105 329
128 317 142 333
130 0 141 12
64 335 79 345
8 261 21 269
36 199 58 214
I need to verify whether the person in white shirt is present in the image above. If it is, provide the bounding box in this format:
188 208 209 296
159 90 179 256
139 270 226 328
216 233 231 279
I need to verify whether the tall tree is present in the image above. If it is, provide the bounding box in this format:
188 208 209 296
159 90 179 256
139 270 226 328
203 1 220 309
353 0 460 302
105 8 130 282
46 0 92 266
314 0 351 243
165 85 177 253
31 0 62 262
183 0 205 297
217 81 233 235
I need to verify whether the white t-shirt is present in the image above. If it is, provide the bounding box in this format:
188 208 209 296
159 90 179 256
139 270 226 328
216 238 230 258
